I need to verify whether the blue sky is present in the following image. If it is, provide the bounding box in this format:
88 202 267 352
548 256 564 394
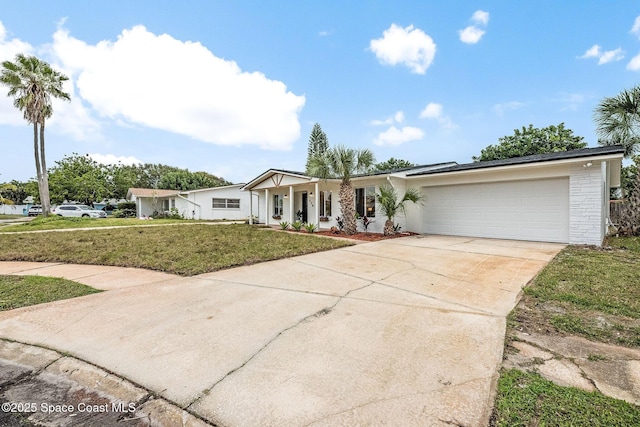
1 1 639 184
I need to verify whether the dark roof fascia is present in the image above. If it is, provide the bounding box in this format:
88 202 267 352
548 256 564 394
352 161 459 178
407 146 625 177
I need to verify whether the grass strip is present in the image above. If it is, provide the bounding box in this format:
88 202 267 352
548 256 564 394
0 275 102 311
491 369 640 426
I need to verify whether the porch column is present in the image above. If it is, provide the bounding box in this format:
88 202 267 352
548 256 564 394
248 190 253 224
289 185 294 223
315 182 320 228
265 188 269 226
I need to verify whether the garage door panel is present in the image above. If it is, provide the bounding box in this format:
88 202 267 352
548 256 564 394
424 178 569 243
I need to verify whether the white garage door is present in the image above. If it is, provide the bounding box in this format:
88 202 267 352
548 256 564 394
424 178 569 243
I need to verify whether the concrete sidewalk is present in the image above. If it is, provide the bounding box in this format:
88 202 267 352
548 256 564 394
0 235 564 426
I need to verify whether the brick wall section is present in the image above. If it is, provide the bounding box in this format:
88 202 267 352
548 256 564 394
569 165 603 245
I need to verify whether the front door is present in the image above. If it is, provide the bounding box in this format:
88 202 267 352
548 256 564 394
301 192 308 222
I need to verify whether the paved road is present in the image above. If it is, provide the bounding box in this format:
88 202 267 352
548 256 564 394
0 235 564 426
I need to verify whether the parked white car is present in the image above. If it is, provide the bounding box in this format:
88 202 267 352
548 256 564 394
52 204 107 218
27 205 42 216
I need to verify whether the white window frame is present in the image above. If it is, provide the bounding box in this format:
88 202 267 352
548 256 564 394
355 186 375 218
212 198 241 209
320 191 331 217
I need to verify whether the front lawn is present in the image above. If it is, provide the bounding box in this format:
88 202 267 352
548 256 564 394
0 215 196 232
492 236 640 425
511 237 640 348
491 369 640 427
0 224 352 276
0 275 102 311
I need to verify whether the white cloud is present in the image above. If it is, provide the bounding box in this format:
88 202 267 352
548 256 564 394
493 101 525 116
369 110 405 126
318 30 332 37
0 21 101 139
369 24 436 74
373 125 424 146
631 16 640 38
580 44 624 64
419 102 455 129
598 48 624 64
459 26 485 44
628 52 640 71
472 10 490 26
51 25 305 150
581 44 601 59
0 21 35 126
89 153 143 166
419 102 443 119
459 10 489 44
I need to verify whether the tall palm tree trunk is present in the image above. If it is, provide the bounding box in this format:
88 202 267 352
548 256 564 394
38 121 51 215
32 121 45 209
339 180 357 235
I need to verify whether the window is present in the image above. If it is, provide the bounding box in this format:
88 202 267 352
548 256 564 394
320 191 331 217
162 198 176 211
273 194 284 216
212 198 240 209
355 186 375 218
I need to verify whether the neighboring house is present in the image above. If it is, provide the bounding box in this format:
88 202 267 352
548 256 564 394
242 146 625 246
126 184 252 220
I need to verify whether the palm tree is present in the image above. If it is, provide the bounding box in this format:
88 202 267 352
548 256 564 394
0 54 70 216
307 145 375 235
376 184 423 235
594 85 640 158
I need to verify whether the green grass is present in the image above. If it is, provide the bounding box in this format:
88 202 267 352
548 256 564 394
524 243 640 318
0 224 351 276
0 215 196 232
514 237 640 347
0 275 102 311
491 369 640 426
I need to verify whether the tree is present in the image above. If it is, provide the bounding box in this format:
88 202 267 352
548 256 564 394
473 123 587 162
0 54 70 215
0 180 30 205
374 157 415 172
594 85 640 158
0 182 16 205
47 154 112 205
307 145 375 235
158 170 230 191
305 123 329 174
376 184 423 235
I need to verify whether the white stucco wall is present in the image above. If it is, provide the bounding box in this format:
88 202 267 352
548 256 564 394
183 186 251 220
569 164 604 245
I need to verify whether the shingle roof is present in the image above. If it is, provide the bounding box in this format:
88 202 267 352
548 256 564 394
407 145 625 177
127 188 181 198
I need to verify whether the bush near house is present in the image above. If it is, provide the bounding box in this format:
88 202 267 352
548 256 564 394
112 201 137 218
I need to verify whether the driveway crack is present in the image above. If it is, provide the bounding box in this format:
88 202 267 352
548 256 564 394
186 282 374 410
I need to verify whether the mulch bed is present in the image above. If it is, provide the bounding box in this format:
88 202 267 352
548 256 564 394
314 230 418 242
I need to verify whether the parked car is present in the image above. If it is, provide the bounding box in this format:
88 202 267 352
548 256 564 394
52 204 107 218
27 205 42 216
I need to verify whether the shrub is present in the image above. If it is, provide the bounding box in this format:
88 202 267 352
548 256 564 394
291 220 303 231
279 221 290 230
305 223 317 233
113 201 137 218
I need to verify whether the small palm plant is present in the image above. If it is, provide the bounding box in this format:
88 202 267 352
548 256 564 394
376 185 424 236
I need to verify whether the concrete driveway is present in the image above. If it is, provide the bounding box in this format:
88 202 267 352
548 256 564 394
0 235 564 426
